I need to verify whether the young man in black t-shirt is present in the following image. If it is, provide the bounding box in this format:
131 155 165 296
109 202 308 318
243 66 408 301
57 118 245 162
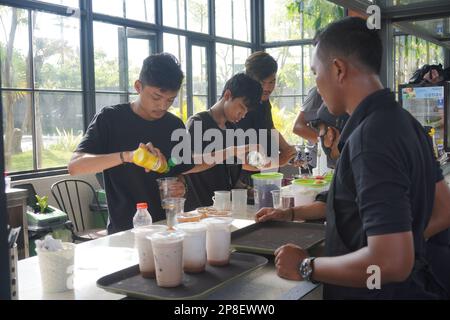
69 53 219 234
184 73 262 210
236 52 298 202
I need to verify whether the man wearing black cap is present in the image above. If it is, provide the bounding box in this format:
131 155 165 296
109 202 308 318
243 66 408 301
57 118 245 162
255 104 347 223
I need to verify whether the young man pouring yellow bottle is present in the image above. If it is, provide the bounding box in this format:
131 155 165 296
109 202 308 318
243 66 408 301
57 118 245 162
68 53 251 234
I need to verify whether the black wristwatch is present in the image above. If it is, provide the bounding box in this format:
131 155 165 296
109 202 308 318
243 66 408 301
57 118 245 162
299 257 318 283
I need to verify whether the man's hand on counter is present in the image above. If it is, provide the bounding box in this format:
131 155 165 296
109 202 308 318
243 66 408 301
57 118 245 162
274 243 308 281
255 207 290 222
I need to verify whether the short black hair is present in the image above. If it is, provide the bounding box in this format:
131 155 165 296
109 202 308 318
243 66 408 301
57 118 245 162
221 73 262 111
245 51 278 81
316 17 382 74
139 53 184 91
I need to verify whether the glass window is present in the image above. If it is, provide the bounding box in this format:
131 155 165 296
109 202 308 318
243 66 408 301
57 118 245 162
164 33 188 122
0 7 30 89
31 0 79 7
33 12 81 90
216 43 250 99
92 0 155 24
95 93 128 114
266 46 303 145
215 0 251 42
163 0 209 34
192 45 208 114
2 91 33 173
127 29 157 91
35 92 83 169
93 22 125 92
394 35 444 92
264 0 344 42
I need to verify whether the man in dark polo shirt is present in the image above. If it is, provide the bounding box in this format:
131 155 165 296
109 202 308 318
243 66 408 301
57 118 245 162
274 17 450 299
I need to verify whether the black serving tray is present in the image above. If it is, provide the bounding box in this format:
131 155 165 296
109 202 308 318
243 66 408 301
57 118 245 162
97 252 267 300
231 221 326 255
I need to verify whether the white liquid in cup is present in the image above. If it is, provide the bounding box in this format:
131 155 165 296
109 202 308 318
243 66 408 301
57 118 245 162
151 231 184 287
176 222 207 273
203 218 232 267
133 225 167 278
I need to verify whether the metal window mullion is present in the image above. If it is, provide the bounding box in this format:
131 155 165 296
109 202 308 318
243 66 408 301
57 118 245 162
208 41 216 107
184 0 188 30
80 0 96 129
186 40 193 117
28 9 38 171
209 0 215 37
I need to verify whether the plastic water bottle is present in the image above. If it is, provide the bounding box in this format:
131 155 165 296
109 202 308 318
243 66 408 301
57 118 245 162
133 203 152 228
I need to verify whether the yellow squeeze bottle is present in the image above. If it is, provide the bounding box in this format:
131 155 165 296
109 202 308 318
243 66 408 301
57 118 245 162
132 146 169 174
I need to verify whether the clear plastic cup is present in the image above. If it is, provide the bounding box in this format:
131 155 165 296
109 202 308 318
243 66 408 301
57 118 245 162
177 211 202 223
157 177 180 200
202 217 233 267
133 225 167 278
176 222 207 273
231 189 247 214
271 190 282 209
162 197 185 230
36 242 76 293
151 230 185 287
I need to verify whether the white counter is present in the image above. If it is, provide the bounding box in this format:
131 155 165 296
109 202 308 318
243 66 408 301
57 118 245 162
18 210 321 300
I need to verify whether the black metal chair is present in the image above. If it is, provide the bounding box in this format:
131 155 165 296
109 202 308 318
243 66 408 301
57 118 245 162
51 179 107 242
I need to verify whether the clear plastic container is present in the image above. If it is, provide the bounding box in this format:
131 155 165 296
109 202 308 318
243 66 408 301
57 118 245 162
151 230 185 287
251 173 284 210
133 203 153 229
291 178 329 206
202 217 233 266
176 222 207 273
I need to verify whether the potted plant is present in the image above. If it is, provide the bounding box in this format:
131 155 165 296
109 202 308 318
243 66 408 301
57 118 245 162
34 195 53 214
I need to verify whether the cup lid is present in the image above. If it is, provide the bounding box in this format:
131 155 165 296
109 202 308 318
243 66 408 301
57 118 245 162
150 230 184 243
251 172 284 180
176 222 207 233
292 178 329 188
132 224 167 235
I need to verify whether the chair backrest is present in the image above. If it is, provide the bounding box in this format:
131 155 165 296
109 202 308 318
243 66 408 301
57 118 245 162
50 179 103 233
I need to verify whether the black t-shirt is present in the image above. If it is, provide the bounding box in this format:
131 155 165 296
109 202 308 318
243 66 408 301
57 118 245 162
184 111 241 210
324 89 443 299
235 101 276 199
236 100 275 155
76 103 194 234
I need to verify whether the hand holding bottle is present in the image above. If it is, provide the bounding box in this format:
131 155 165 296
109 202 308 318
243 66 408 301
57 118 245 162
132 142 173 174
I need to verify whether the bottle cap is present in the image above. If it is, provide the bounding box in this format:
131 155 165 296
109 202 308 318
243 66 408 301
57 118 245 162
167 157 179 168
136 202 148 209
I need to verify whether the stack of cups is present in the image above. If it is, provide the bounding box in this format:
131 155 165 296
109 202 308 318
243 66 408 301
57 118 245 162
151 230 185 287
177 222 207 273
202 218 233 267
36 242 76 293
133 225 167 278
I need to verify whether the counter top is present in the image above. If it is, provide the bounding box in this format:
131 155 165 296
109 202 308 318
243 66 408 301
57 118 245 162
18 209 321 300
